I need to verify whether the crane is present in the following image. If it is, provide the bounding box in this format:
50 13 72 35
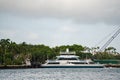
99 27 120 52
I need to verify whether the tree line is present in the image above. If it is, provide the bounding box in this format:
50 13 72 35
0 39 120 65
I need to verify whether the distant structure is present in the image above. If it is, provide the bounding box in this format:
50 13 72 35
25 58 31 66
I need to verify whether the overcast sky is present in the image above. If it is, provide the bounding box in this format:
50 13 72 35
0 0 120 52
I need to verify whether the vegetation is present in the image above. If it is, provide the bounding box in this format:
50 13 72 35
0 39 120 65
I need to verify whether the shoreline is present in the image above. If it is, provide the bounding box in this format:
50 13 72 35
0 65 36 69
104 64 120 68
0 64 120 69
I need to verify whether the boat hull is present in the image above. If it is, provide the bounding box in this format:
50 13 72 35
41 64 104 68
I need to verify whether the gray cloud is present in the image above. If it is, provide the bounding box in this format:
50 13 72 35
0 0 120 24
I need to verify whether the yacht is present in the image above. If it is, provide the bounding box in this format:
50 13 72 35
41 49 104 68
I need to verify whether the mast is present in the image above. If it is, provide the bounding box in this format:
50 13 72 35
99 27 120 52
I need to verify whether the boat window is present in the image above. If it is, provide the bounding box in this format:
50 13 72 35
58 58 78 60
48 62 59 64
71 62 88 64
60 54 75 55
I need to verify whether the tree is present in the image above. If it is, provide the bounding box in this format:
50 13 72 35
93 52 115 60
115 54 120 59
105 47 117 54
31 45 55 63
0 39 10 64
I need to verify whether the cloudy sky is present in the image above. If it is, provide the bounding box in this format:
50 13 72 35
0 0 120 52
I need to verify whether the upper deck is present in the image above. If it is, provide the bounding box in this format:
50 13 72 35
57 48 79 59
59 48 76 55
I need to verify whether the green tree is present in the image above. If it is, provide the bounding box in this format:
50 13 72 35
0 39 10 65
93 52 115 60
115 54 120 60
31 45 55 63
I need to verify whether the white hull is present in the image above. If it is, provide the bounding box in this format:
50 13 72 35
41 64 104 68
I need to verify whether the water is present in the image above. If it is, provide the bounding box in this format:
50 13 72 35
0 68 120 80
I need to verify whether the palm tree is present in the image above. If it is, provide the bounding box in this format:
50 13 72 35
106 47 116 54
0 39 10 64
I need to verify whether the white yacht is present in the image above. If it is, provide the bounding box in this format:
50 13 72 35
41 49 104 68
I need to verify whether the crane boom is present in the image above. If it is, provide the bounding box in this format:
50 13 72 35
99 27 120 52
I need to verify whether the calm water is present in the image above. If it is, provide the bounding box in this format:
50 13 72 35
0 68 120 80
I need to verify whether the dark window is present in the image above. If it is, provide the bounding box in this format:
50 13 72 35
48 62 59 64
71 62 88 64
58 58 78 60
